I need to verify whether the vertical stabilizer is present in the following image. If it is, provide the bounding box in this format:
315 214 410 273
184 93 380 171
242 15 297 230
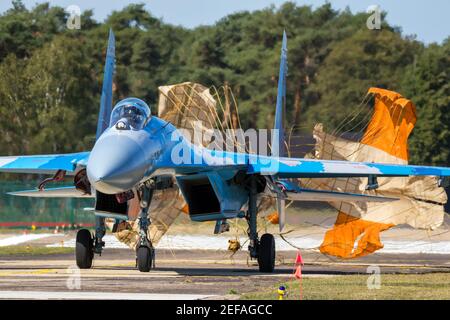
96 29 115 140
271 30 288 158
271 31 288 232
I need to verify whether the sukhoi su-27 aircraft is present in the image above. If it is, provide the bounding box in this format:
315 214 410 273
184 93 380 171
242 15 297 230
1 30 450 272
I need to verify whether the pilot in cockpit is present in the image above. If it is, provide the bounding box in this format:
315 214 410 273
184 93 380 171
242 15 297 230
110 98 151 130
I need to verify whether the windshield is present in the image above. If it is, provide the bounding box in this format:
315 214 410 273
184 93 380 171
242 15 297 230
110 98 151 130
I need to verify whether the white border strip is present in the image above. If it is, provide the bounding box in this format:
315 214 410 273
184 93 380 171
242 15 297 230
0 234 61 247
0 291 210 300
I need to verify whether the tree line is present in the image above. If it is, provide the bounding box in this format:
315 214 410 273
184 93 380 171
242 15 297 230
0 1 448 166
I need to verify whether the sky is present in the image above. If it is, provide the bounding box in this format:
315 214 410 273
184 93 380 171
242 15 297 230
0 0 449 44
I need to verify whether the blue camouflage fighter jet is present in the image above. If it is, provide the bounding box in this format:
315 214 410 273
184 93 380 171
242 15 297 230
1 30 450 272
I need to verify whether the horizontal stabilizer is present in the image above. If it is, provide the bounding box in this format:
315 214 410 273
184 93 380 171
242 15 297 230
284 188 397 203
8 186 94 198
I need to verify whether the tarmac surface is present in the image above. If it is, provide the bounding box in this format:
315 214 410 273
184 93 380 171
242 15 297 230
0 247 449 300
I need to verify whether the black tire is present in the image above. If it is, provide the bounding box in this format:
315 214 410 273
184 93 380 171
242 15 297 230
76 229 93 269
137 246 152 272
258 233 275 272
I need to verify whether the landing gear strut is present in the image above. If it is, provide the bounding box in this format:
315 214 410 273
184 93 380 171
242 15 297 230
136 180 156 272
94 216 106 255
246 175 276 273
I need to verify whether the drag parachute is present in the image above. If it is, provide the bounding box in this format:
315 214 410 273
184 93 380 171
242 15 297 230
300 87 447 258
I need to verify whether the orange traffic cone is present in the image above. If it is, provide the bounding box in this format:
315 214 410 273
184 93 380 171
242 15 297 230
293 250 304 300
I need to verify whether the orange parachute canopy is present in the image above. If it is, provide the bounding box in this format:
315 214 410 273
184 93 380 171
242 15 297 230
361 87 417 161
317 87 444 259
320 212 394 258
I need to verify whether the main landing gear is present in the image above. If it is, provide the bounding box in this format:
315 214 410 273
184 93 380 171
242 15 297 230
246 175 276 273
75 178 165 272
75 229 93 269
75 216 105 269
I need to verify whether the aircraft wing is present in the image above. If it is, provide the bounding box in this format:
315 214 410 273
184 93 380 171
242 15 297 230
247 156 450 178
0 152 89 175
8 186 94 198
274 188 397 202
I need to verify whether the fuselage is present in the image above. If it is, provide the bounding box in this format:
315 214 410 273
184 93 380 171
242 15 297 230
87 113 254 195
88 92 296 196
87 116 177 194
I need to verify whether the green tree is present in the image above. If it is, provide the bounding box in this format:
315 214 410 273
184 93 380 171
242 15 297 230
0 0 447 166
304 29 422 132
0 36 97 155
404 39 450 166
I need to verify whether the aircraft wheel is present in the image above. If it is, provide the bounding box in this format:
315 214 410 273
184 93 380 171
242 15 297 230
258 233 275 273
137 246 152 272
76 229 94 269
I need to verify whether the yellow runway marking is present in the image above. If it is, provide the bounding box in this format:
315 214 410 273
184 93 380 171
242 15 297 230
0 269 56 276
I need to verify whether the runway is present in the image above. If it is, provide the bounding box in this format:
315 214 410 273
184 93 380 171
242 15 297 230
0 291 209 300
0 248 449 300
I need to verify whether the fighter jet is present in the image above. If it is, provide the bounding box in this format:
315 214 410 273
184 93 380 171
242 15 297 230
1 30 450 272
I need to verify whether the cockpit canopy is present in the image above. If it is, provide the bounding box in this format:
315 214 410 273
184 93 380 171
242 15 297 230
110 98 151 130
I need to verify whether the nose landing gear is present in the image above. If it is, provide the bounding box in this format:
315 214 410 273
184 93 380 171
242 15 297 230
137 246 154 272
136 180 156 272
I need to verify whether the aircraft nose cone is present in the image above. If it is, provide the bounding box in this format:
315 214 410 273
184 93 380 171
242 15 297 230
87 134 147 194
